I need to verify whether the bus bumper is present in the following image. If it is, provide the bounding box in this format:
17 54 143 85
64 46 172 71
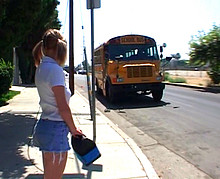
110 82 165 94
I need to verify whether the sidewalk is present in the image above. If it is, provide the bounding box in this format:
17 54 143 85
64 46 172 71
0 86 159 179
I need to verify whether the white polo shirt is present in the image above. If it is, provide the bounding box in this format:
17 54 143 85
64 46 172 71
35 56 71 121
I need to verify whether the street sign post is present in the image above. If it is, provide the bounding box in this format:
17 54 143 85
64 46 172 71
87 0 101 142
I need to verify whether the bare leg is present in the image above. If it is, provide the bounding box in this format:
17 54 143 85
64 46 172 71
42 151 67 179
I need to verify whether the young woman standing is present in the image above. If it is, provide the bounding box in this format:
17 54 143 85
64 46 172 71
32 29 83 179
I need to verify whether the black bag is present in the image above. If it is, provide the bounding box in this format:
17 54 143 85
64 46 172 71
71 135 101 166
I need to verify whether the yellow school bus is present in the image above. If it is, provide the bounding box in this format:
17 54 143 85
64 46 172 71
94 35 165 102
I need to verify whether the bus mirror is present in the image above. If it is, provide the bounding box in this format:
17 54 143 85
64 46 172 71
160 43 166 53
162 43 167 48
160 46 163 53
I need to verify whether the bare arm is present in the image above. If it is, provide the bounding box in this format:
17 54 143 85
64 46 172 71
52 86 83 136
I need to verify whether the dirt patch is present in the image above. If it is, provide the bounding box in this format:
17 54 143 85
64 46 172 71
166 70 212 87
170 75 212 87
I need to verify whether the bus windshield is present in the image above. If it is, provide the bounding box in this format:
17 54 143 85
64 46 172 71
108 44 159 61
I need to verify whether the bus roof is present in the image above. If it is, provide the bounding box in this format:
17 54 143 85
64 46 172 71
95 34 156 50
106 34 155 43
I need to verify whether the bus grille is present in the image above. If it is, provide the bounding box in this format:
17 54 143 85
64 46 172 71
127 66 152 78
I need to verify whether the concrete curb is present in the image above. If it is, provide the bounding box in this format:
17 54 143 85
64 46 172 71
165 82 220 93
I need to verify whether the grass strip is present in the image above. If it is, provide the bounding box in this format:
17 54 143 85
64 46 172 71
165 72 187 83
0 90 20 106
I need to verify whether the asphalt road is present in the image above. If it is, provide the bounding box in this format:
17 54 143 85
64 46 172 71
74 74 220 179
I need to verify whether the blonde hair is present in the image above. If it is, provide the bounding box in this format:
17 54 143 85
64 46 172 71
32 29 67 67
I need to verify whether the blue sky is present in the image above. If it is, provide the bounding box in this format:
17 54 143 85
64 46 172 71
57 0 220 66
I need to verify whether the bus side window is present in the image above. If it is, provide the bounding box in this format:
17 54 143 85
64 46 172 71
94 50 101 64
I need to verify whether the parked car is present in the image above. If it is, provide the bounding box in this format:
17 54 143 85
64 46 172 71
63 65 69 73
63 66 77 74
78 69 86 74
63 70 69 77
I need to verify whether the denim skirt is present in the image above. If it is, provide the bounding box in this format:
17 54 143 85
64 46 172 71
33 119 71 152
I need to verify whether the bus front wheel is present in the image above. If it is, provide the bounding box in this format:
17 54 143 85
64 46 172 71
152 90 163 102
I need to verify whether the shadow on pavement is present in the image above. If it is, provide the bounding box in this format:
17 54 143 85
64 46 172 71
195 87 220 94
0 111 103 179
26 164 103 179
26 173 86 179
0 112 36 178
96 92 170 110
82 164 103 179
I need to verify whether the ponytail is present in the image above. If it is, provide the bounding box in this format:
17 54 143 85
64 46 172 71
32 29 67 67
57 39 67 66
32 40 43 67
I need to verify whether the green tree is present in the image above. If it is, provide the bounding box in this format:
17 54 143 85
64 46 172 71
0 0 41 62
189 25 220 84
0 0 61 83
17 0 61 83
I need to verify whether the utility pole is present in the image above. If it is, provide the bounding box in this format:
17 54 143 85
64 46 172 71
69 0 74 95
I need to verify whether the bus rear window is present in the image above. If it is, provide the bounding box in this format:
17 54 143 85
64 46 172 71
108 44 159 60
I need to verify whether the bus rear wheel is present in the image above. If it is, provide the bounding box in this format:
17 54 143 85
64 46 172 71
95 79 102 95
152 90 163 102
106 82 116 103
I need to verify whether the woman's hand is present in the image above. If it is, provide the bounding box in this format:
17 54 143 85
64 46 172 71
72 128 85 137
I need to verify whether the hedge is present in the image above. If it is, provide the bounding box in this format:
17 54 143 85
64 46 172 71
0 59 14 96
